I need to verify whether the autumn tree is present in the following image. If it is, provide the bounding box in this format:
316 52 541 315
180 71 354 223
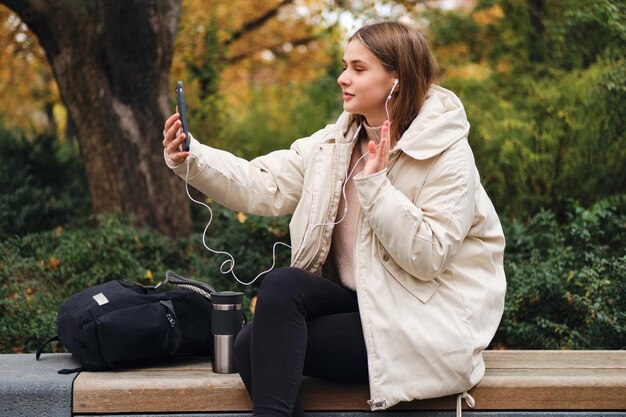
0 6 61 136
0 0 334 237
171 0 342 157
0 0 192 237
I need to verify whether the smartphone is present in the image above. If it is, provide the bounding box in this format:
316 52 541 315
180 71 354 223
175 80 190 151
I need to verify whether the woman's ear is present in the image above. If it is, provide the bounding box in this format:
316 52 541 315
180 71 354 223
387 79 399 99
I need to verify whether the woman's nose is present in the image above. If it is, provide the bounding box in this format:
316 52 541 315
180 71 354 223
337 71 349 87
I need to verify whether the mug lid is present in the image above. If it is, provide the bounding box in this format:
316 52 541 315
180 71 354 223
212 291 244 304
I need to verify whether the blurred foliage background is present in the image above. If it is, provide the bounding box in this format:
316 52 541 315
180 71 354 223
0 0 625 353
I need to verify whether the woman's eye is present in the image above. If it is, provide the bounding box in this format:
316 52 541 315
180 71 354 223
340 65 364 73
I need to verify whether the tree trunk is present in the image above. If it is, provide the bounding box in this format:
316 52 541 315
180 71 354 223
3 0 192 237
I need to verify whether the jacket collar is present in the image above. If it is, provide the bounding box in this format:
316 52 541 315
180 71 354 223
330 85 470 160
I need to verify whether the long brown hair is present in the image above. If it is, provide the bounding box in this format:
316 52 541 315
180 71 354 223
350 22 438 142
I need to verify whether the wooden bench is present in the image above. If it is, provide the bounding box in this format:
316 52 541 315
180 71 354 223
72 350 626 415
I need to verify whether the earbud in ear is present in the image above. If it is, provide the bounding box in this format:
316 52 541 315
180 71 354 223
387 79 399 99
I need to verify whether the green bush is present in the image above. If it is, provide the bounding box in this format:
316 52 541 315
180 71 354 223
432 0 626 220
496 195 626 349
3 196 623 353
0 210 290 353
442 55 626 220
0 129 90 238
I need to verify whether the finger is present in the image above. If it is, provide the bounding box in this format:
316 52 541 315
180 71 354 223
381 121 391 158
380 137 389 163
165 120 182 145
166 131 182 153
368 140 377 160
381 120 388 133
164 113 180 132
377 138 386 164
381 120 390 143
169 132 186 153
170 151 190 165
162 115 180 147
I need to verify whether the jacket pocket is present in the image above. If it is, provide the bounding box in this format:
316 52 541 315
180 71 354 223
377 243 439 303
95 301 181 368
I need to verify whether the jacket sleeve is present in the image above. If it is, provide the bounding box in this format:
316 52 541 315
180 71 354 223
353 141 475 281
165 130 325 216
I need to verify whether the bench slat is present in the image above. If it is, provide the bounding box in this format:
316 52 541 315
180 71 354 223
484 350 626 369
72 350 626 414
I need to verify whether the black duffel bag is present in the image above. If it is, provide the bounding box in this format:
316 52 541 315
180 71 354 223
37 271 216 373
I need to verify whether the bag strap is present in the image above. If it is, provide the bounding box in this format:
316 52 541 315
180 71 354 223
158 271 216 300
58 366 85 375
36 336 85 374
36 335 59 360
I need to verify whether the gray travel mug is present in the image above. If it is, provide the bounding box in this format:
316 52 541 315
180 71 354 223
211 291 244 374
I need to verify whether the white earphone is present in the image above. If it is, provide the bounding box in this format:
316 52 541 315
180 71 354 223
388 79 399 99
385 78 399 121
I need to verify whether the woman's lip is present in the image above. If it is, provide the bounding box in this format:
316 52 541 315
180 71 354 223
342 92 354 100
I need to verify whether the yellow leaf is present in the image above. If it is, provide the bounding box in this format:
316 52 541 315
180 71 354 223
472 5 504 26
237 212 247 223
268 226 286 237
48 257 61 270
249 296 257 315
55 226 63 237
145 269 154 283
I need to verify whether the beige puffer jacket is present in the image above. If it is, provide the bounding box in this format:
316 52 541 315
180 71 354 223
166 85 506 410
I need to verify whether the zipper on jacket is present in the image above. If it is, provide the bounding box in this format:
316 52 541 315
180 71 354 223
353 210 384 412
296 136 353 271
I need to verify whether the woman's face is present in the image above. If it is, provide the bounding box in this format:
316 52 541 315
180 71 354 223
338 39 396 127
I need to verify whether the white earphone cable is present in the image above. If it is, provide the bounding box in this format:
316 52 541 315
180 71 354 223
183 160 291 286
183 148 368 286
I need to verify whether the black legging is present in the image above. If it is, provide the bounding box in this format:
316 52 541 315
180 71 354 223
233 267 369 417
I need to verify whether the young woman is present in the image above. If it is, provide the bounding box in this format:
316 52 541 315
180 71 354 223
162 22 506 417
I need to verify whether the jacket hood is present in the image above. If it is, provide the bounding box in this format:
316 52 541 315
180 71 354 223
336 85 470 160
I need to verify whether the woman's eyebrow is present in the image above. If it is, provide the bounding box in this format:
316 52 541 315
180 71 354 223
341 58 369 66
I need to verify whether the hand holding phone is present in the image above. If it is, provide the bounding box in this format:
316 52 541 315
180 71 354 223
175 80 190 152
